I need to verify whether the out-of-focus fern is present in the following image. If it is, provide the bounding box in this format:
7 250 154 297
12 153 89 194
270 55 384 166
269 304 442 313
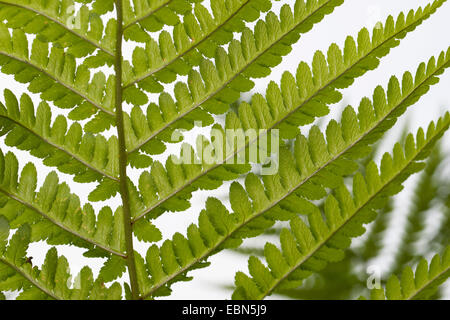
432 193 450 248
390 145 443 275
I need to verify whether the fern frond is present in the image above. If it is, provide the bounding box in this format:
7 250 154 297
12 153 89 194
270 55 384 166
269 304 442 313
0 151 126 257
0 0 116 61
125 0 443 159
123 0 201 34
228 224 363 299
357 127 412 261
131 154 250 221
370 246 450 300
134 56 450 298
0 26 116 132
232 116 450 299
126 0 273 93
0 90 120 183
0 218 122 300
131 48 450 225
124 0 348 153
0 0 447 301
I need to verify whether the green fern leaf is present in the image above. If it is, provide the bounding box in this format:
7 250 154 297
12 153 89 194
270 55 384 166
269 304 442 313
390 146 443 274
127 0 273 91
0 26 116 131
124 0 347 154
0 152 126 257
233 116 450 299
358 199 393 261
0 0 116 60
0 90 120 183
371 246 450 300
132 48 450 297
0 0 448 301
131 47 450 225
125 0 444 160
0 218 122 299
99 255 127 283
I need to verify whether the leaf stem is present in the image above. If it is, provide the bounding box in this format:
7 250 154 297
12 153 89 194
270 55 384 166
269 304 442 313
114 0 140 300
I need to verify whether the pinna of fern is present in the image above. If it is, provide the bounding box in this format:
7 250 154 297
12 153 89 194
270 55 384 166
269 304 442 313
124 0 442 160
0 0 449 300
232 115 450 299
369 246 450 300
226 137 449 300
128 5 450 225
134 49 450 298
